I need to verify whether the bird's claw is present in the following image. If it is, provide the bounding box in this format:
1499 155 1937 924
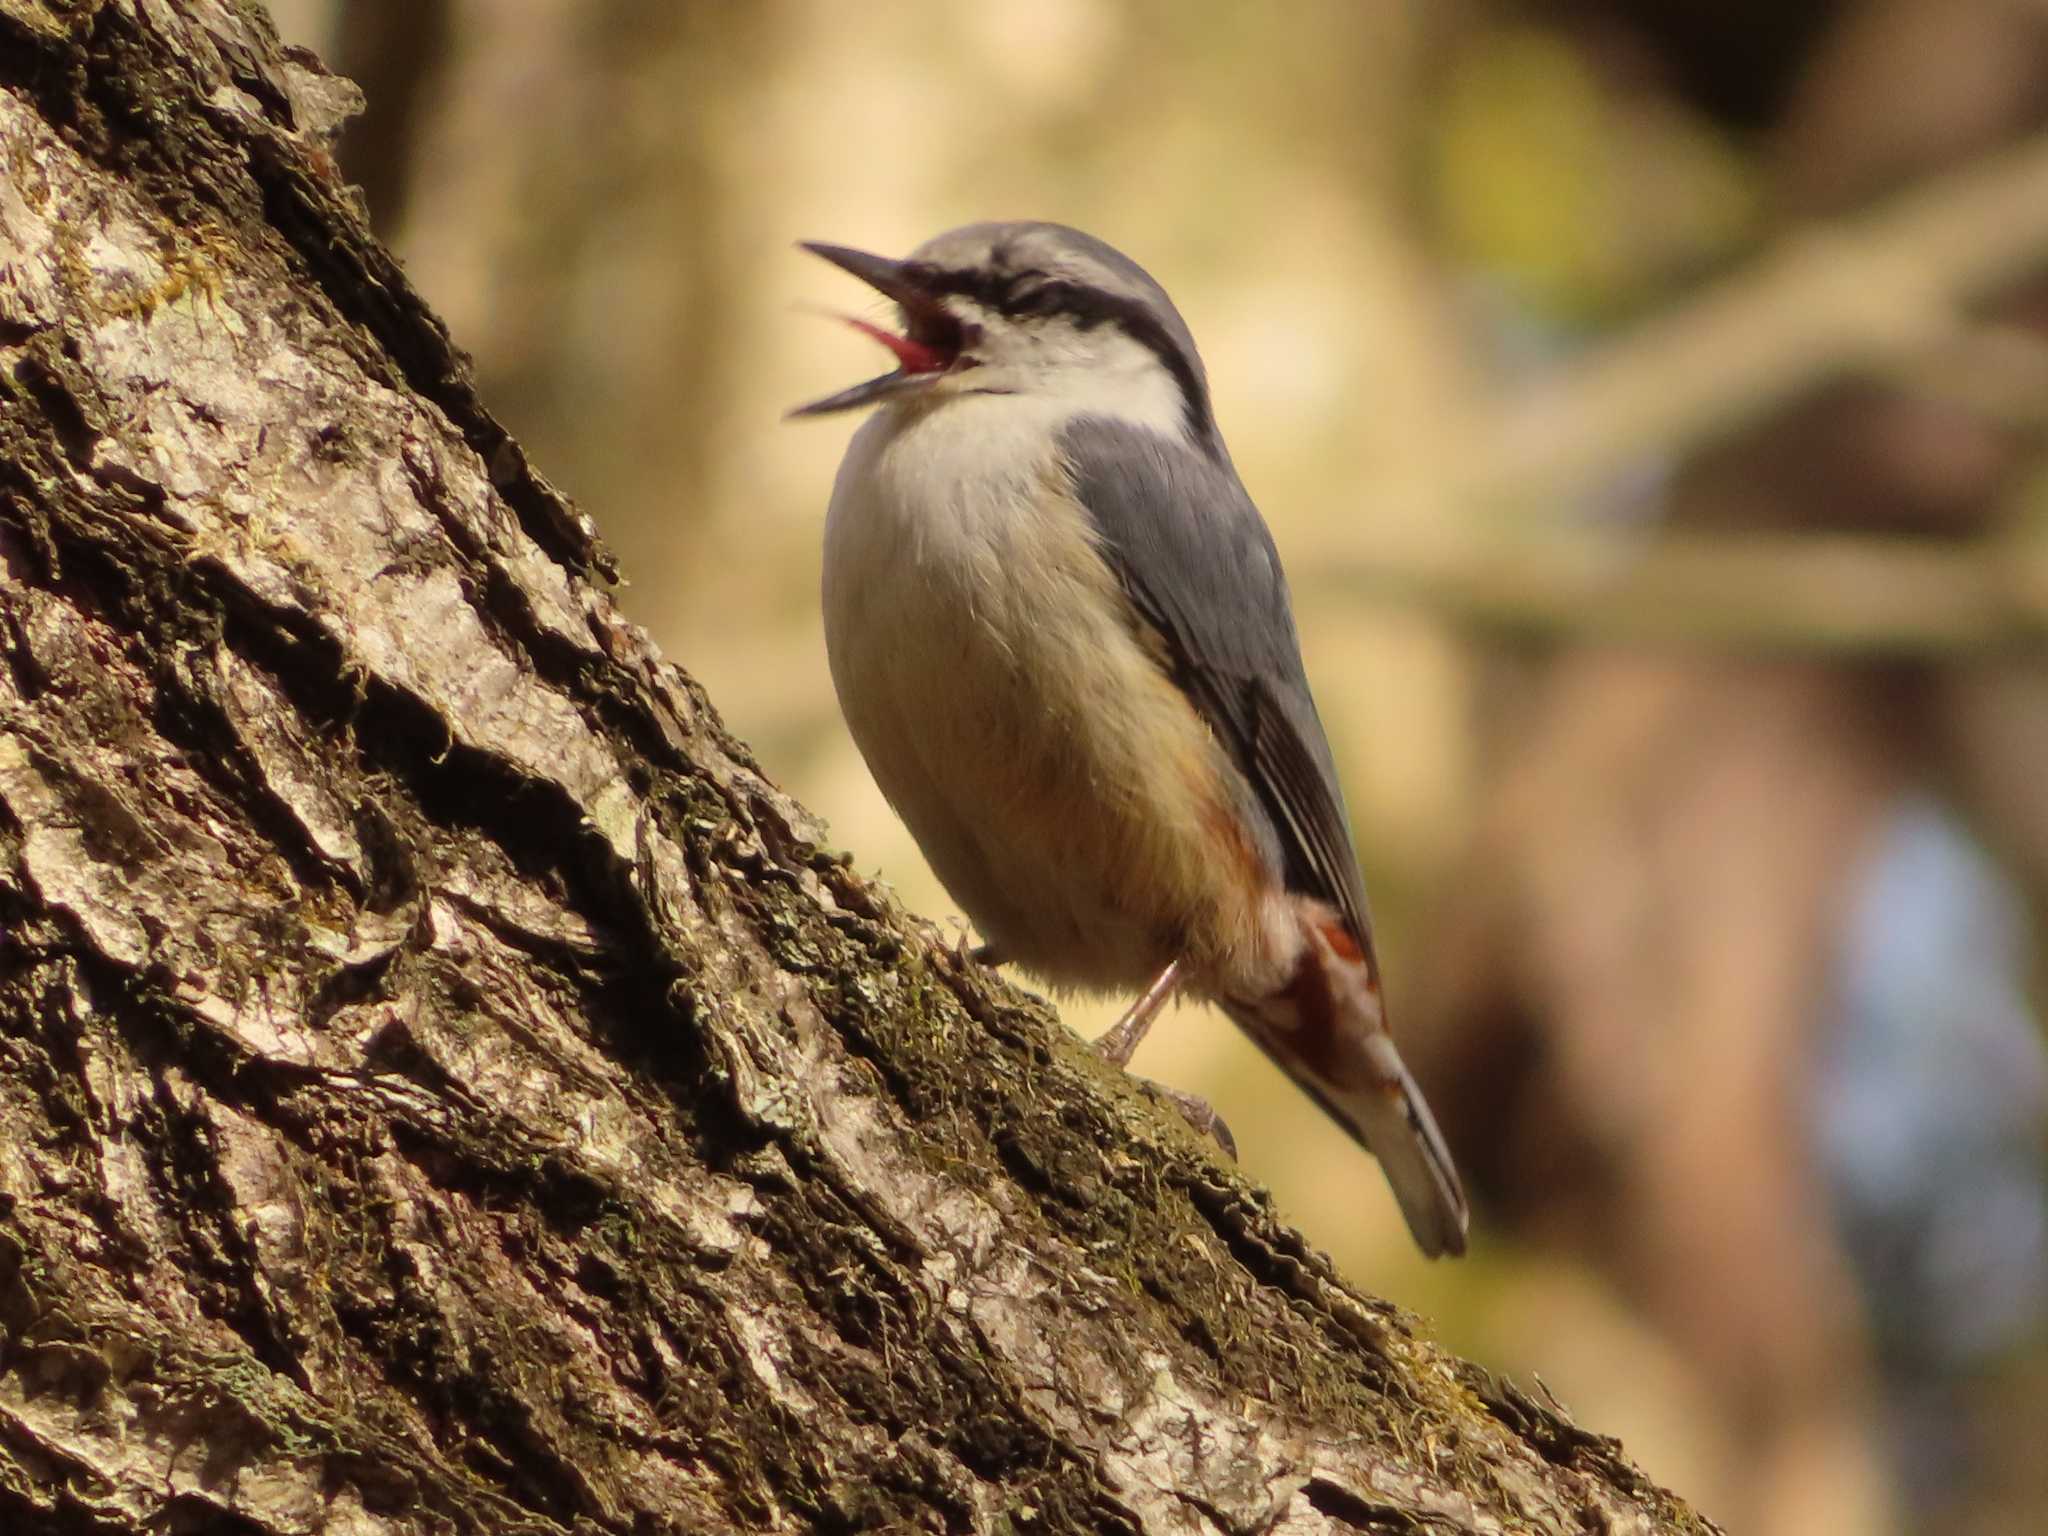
951 930 1004 969
1146 1079 1238 1160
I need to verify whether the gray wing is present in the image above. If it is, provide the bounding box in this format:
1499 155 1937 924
1060 416 1377 958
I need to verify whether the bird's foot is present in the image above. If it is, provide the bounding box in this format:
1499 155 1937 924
1092 1009 1150 1069
1089 960 1233 1156
1141 1079 1238 1160
950 928 1004 969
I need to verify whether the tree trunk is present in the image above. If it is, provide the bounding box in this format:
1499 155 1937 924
0 5 1713 1532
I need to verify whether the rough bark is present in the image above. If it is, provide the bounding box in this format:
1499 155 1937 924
0 5 1714 1533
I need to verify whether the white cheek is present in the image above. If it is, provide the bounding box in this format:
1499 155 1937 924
971 320 1189 441
1041 329 1188 435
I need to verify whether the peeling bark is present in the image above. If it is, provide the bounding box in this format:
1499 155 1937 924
0 4 1716 1532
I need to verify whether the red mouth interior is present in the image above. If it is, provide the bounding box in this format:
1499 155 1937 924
842 314 954 376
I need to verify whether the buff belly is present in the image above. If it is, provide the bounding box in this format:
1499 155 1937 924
822 402 1295 998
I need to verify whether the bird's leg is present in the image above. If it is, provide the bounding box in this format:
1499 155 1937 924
1092 962 1239 1160
1094 960 1181 1067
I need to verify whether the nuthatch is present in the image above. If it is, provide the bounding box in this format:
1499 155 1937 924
794 222 1468 1258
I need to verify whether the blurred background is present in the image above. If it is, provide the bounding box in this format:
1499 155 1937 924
265 3 2048 1531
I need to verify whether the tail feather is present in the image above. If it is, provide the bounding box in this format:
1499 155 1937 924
1223 923 1470 1258
1338 1034 1469 1259
1226 1005 1469 1258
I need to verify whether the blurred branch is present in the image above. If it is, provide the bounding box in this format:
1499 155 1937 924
1329 525 2048 654
1479 130 2048 506
1322 133 2048 652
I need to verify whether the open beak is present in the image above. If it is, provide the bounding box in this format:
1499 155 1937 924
788 242 966 417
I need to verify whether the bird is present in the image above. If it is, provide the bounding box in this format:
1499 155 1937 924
793 221 1468 1258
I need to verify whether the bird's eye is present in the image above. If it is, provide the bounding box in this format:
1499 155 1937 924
1003 273 1053 312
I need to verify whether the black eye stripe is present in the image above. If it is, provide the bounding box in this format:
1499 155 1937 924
907 264 1217 446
